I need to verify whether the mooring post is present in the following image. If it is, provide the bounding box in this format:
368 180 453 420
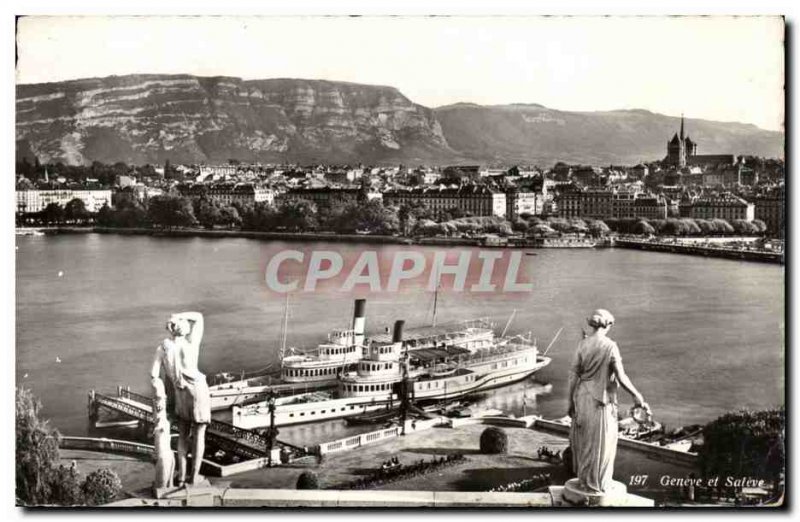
87 390 99 422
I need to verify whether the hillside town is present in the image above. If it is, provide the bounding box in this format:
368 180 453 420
15 117 785 242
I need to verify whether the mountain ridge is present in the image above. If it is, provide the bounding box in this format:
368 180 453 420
16 74 783 166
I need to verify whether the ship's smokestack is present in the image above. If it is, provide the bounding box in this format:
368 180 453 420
352 299 366 346
392 320 405 344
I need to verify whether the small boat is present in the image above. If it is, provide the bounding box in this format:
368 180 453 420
663 439 694 452
95 419 139 429
16 228 45 236
429 363 458 378
345 406 400 426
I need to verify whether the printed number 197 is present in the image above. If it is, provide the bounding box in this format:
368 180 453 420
629 475 648 486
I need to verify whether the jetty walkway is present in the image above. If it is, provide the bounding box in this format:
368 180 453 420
88 386 306 463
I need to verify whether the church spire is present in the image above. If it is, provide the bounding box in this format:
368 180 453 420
680 113 685 141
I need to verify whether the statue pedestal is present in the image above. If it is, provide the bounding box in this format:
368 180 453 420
550 478 654 507
155 478 213 500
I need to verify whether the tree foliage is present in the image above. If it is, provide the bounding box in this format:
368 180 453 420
81 469 123 506
699 408 785 489
633 220 656 236
193 198 242 229
296 471 320 490
39 203 64 226
16 388 123 506
147 195 198 229
16 387 61 505
64 198 88 223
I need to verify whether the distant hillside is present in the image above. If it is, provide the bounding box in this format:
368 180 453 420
15 74 783 166
433 104 784 166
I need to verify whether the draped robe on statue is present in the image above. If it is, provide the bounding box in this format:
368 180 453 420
154 337 211 425
569 335 621 493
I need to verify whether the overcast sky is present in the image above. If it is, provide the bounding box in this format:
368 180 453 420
16 15 784 131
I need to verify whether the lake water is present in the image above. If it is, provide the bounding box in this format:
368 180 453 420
16 234 784 447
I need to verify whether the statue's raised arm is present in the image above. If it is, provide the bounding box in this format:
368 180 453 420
171 311 204 350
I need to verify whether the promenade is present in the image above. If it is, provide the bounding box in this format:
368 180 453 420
614 238 783 264
82 420 695 504
23 226 785 264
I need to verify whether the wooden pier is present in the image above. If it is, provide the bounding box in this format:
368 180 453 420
87 386 306 463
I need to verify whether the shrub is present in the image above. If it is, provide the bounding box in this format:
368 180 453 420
296 471 320 490
47 465 83 506
699 408 785 487
16 387 61 505
479 427 508 454
81 468 122 506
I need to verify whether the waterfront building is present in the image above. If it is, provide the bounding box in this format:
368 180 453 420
753 187 785 237
505 177 549 219
16 188 112 214
581 188 613 219
687 193 754 222
183 183 276 206
632 194 668 220
384 184 506 219
280 186 381 207
556 185 670 221
554 183 583 218
678 194 696 218
611 188 638 219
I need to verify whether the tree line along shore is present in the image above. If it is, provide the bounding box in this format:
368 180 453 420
16 192 773 241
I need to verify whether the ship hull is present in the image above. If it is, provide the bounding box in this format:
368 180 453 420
209 379 338 411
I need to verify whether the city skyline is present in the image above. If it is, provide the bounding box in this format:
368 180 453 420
16 16 784 131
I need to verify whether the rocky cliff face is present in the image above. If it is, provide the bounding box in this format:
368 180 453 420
16 74 783 166
16 74 454 165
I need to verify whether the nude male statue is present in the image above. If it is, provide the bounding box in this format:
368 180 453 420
150 312 211 487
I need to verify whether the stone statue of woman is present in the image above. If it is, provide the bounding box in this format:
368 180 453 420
565 309 649 504
150 311 211 487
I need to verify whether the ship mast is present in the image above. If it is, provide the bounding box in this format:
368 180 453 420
279 291 290 366
432 285 438 328
501 309 517 338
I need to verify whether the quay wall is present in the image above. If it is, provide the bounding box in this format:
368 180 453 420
105 487 654 507
106 488 558 508
315 414 697 469
59 436 154 458
31 227 783 264
318 418 443 455
614 238 783 264
58 436 277 477
533 419 699 467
